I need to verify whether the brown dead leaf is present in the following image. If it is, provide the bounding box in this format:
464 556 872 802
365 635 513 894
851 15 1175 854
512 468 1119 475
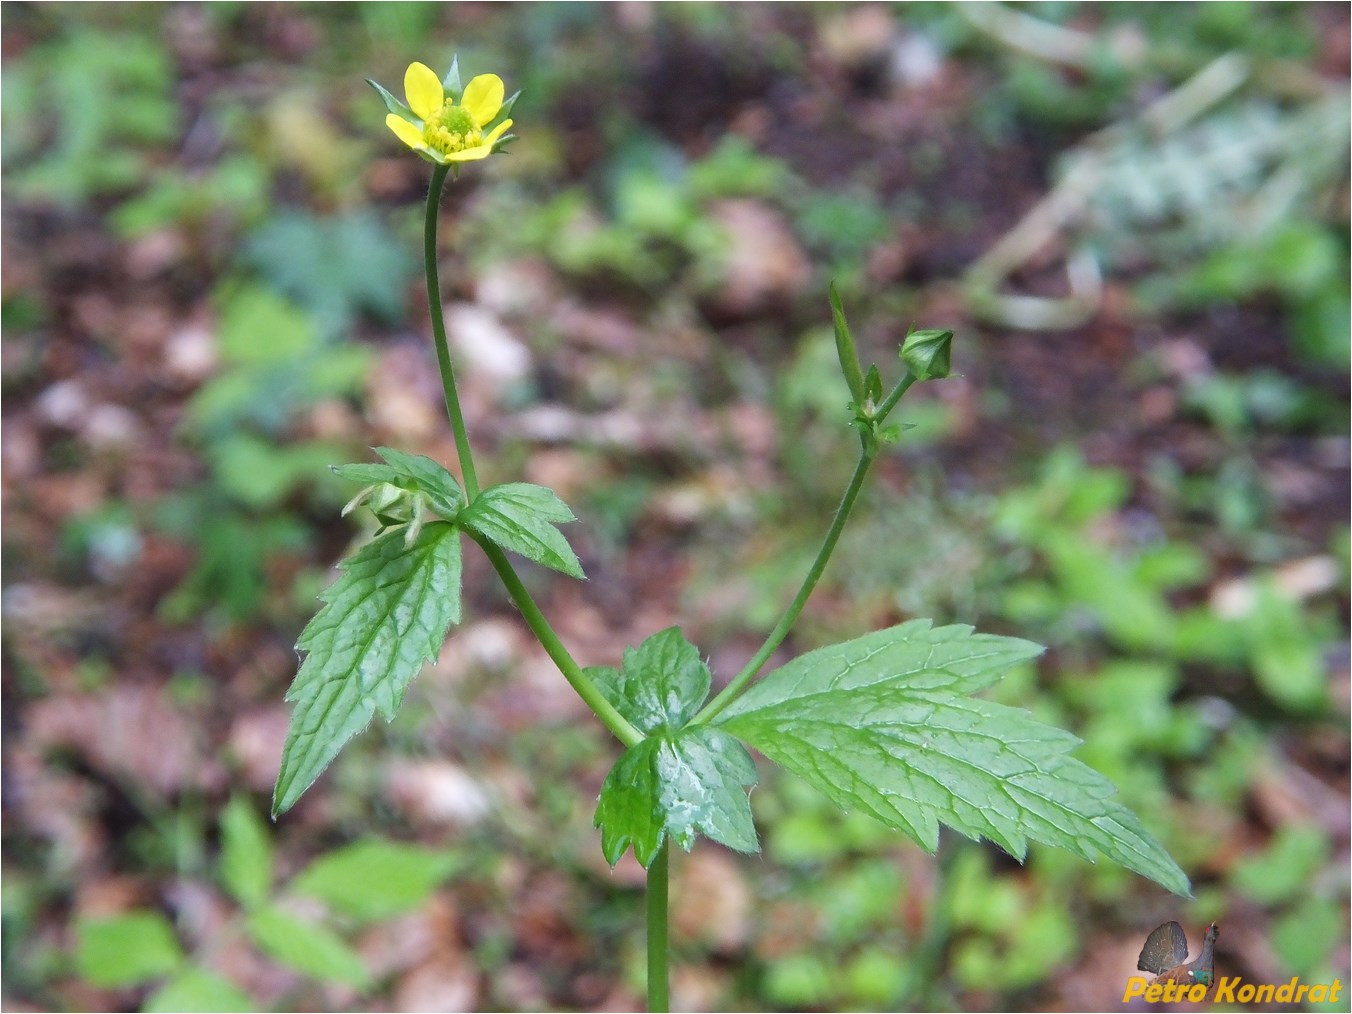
384 759 491 828
26 686 220 798
706 200 810 317
671 847 752 953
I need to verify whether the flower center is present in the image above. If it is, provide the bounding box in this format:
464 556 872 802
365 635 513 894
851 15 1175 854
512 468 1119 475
422 102 483 155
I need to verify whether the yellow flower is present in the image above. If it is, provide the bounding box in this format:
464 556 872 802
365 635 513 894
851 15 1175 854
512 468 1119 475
370 60 515 165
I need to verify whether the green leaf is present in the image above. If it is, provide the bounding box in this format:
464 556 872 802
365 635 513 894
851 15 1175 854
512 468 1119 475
290 838 462 922
273 523 462 816
75 911 182 987
219 795 272 908
590 627 710 733
714 619 1190 896
594 726 759 868
245 907 369 988
460 482 585 578
143 968 255 1013
215 286 313 366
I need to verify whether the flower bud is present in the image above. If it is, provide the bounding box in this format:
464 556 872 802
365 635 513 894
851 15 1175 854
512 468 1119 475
900 327 953 381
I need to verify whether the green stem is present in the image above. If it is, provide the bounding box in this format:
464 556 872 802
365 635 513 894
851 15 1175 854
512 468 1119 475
424 163 480 499
693 447 876 725
694 372 917 725
424 165 638 748
876 370 917 423
475 537 643 748
647 841 670 1013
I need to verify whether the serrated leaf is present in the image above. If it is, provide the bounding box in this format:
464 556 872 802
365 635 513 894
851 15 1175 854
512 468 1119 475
143 968 255 1013
714 619 1190 896
594 726 759 868
590 627 710 734
245 907 369 988
74 911 182 987
460 482 584 578
273 523 462 817
219 795 272 908
291 838 462 923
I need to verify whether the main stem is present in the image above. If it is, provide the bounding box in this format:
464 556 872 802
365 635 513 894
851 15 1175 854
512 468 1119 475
425 163 480 499
647 841 670 1013
421 167 641 750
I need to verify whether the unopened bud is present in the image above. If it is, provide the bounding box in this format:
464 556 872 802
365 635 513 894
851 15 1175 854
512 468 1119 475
901 327 953 381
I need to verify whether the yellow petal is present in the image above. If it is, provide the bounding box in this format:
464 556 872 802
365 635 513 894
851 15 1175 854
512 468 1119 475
483 118 512 147
386 114 425 150
446 145 494 162
404 62 444 120
460 74 504 125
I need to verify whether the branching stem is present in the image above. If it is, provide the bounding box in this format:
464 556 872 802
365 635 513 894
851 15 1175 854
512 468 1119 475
423 169 641 750
693 373 916 724
474 536 643 747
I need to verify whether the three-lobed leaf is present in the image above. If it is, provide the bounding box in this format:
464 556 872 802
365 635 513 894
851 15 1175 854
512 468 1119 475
714 619 1190 896
460 482 585 579
273 522 462 817
591 627 758 868
590 626 708 733
595 726 759 868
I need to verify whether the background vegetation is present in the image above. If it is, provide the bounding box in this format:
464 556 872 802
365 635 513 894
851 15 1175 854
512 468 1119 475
2 3 1347 1010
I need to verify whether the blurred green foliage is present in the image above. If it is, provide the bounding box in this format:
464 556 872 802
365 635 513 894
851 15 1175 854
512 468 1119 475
66 798 465 1009
2 2 1346 1011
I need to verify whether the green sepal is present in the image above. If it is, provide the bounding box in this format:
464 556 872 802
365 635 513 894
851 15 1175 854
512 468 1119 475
497 90 521 124
442 55 462 101
366 78 418 125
